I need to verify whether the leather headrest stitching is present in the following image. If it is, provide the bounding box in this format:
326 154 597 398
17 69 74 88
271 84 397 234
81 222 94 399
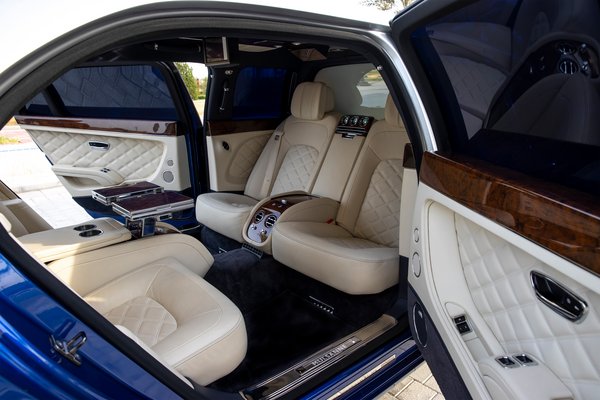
291 82 335 120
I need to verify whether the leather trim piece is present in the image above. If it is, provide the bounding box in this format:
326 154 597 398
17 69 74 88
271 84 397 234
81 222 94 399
206 119 280 136
420 151 600 276
15 115 178 136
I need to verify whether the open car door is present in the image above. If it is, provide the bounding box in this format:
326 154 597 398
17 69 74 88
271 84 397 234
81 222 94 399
15 62 197 226
392 1 600 399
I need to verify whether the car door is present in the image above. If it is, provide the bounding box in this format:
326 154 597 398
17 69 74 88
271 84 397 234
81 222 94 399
391 1 600 399
15 63 195 221
203 65 292 192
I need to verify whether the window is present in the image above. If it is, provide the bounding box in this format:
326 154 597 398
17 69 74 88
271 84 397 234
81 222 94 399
412 0 600 195
315 63 389 120
24 65 178 120
232 67 287 119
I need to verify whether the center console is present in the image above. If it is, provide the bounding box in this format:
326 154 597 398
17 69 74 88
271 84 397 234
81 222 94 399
242 194 340 255
246 195 315 244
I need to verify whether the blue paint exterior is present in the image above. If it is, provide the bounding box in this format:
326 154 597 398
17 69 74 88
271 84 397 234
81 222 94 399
0 252 182 400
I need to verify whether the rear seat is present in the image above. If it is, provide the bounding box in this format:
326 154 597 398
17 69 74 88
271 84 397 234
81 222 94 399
196 81 338 242
272 95 410 295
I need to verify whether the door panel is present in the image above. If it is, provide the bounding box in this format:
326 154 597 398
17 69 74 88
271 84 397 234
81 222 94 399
18 117 190 198
205 120 277 192
409 152 600 400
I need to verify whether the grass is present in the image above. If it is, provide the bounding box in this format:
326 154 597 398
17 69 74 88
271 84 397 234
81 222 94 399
0 136 19 144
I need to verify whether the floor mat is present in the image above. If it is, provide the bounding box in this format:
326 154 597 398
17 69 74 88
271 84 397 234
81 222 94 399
209 291 356 392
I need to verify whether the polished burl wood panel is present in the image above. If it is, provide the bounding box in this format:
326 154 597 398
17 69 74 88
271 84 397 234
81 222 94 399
15 116 178 136
420 152 600 276
207 119 280 136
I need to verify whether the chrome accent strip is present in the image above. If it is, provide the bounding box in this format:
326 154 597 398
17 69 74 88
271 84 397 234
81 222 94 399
241 315 397 400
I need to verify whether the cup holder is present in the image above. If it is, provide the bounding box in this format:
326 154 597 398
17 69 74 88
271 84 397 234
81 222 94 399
79 229 103 238
74 224 97 232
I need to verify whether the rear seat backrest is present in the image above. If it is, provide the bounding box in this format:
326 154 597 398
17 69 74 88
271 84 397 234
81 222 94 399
0 200 51 237
245 81 337 198
336 96 410 247
196 81 337 242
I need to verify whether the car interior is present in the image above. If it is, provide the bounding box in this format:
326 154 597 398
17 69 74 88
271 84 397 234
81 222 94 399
0 33 417 398
1 0 600 399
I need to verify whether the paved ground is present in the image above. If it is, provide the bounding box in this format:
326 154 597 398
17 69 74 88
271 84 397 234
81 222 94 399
0 123 443 398
376 363 444 400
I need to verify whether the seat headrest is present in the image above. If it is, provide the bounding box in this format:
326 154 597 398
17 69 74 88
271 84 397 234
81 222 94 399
384 95 403 127
291 82 335 120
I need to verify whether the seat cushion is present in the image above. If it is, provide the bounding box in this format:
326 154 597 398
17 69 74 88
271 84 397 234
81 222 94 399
196 192 258 242
272 221 399 295
47 234 246 385
86 260 247 385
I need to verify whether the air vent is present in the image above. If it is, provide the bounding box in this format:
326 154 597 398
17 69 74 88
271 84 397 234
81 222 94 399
264 215 277 228
559 59 578 74
254 210 265 224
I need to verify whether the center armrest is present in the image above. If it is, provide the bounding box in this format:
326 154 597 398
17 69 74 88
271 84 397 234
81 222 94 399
19 217 131 262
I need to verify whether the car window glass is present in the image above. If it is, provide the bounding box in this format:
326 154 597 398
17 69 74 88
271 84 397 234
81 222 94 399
175 62 207 121
24 65 178 120
412 0 600 195
232 67 287 120
315 63 389 120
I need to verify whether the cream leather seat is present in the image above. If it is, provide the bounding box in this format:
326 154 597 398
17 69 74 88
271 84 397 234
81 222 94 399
0 199 52 237
196 81 338 242
48 234 247 385
272 96 410 295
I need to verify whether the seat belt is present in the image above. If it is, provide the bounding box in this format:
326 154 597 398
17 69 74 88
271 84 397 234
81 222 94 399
244 121 285 199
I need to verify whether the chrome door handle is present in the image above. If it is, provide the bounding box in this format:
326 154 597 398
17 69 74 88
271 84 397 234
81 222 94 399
531 271 588 323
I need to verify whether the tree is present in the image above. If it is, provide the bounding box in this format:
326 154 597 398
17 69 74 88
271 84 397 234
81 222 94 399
175 62 200 100
361 0 414 11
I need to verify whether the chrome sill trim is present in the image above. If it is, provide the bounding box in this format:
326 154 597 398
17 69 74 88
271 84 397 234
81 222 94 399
240 314 397 400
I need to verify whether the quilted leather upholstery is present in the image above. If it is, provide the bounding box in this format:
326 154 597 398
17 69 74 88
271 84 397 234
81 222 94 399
354 159 403 248
455 215 600 400
271 144 318 196
29 130 164 180
272 95 410 294
104 296 177 347
440 56 506 118
228 134 270 179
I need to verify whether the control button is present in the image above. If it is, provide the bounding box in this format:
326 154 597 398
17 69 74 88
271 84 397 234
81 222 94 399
413 228 419 243
281 199 288 205
411 252 421 277
514 354 537 366
456 322 471 334
496 356 519 368
453 315 466 324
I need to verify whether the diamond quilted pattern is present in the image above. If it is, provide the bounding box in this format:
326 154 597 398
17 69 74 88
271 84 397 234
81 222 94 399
354 159 403 247
441 56 506 117
228 134 269 179
271 144 318 195
104 296 177 347
455 215 600 400
29 130 164 180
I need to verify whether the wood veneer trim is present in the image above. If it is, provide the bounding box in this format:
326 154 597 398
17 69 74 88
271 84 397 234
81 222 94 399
206 119 280 136
15 116 178 136
420 151 600 276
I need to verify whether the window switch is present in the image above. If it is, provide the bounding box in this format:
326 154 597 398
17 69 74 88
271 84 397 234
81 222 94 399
456 321 471 334
514 354 538 366
496 356 519 368
453 315 466 324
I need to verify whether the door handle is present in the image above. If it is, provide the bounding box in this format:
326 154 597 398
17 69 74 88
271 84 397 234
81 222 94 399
531 271 588 323
88 141 110 151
